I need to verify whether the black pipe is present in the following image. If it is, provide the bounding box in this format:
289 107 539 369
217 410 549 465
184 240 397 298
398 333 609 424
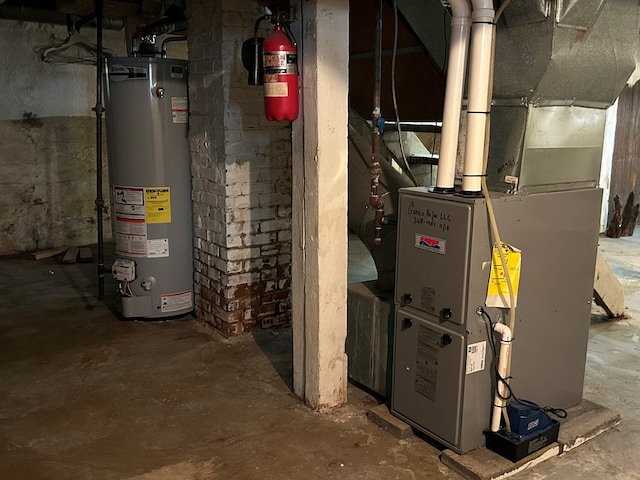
161 35 187 58
93 0 105 300
248 15 270 85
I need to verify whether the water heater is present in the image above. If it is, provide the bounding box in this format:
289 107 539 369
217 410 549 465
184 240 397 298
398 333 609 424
104 57 193 319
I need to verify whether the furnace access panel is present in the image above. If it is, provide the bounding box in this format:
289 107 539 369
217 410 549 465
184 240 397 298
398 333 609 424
394 192 475 324
392 189 493 452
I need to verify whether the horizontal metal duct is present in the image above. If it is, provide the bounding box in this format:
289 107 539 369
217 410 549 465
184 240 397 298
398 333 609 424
493 0 639 108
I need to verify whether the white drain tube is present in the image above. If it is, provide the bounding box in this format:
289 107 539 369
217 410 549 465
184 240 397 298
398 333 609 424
491 322 513 432
433 0 472 193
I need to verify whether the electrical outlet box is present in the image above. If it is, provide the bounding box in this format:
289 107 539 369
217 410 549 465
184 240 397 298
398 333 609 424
112 258 136 281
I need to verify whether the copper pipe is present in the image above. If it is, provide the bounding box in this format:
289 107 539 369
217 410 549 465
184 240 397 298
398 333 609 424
369 0 384 247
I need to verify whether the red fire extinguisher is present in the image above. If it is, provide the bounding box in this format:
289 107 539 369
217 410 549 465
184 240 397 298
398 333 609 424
262 23 299 122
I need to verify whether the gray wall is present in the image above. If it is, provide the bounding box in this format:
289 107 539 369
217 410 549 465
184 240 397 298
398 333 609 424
0 19 125 255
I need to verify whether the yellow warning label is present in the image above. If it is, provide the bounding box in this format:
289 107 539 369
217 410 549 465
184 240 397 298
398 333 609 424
144 187 171 224
486 242 521 308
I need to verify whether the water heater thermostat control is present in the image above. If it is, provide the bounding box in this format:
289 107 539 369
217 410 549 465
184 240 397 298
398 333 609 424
112 259 136 281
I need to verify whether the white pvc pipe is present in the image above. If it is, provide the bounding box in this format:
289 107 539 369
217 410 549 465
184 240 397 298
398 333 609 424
462 1 495 194
434 0 472 192
491 322 512 432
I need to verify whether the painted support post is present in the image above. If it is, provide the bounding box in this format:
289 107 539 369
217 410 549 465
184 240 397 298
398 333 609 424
291 0 349 410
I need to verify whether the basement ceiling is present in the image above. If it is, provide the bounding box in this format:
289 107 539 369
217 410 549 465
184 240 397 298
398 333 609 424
0 0 186 28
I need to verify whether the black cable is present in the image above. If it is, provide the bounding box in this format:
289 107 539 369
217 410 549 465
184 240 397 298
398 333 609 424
477 307 568 421
480 307 498 363
509 396 568 420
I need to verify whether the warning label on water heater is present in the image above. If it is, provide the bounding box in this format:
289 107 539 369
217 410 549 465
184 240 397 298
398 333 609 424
161 290 192 313
114 185 172 257
171 97 188 124
147 238 169 258
114 186 147 256
144 187 171 224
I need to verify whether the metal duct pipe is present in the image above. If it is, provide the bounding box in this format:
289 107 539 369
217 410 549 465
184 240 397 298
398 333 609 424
433 0 472 193
493 0 638 108
461 0 495 195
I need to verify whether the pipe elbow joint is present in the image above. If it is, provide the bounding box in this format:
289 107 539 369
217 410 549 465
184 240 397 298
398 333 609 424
493 322 512 342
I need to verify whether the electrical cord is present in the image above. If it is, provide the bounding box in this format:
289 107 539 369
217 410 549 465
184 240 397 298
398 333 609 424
118 279 134 297
478 307 568 422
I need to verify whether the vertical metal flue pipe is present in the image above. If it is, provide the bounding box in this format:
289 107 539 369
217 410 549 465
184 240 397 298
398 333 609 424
369 0 384 246
461 0 495 195
433 0 472 193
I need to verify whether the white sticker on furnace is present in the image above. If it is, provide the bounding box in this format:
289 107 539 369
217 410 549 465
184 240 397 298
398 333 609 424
466 341 486 375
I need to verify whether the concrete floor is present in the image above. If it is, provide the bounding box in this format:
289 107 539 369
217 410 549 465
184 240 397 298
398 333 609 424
1 233 639 479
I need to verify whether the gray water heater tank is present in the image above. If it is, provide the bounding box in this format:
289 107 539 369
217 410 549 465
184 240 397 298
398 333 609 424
105 56 193 319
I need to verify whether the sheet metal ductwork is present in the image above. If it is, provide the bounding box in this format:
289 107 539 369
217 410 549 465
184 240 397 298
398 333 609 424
494 0 638 107
486 0 640 193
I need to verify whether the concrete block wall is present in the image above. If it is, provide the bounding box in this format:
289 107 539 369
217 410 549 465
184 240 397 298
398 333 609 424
188 0 293 336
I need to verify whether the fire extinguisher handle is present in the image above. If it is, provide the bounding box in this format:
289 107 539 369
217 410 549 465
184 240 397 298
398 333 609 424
279 22 298 49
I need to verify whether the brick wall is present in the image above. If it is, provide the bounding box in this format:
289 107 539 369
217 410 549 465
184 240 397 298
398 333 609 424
187 0 292 335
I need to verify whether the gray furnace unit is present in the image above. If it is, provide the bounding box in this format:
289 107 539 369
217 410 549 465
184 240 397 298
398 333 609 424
391 187 601 453
105 57 194 319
